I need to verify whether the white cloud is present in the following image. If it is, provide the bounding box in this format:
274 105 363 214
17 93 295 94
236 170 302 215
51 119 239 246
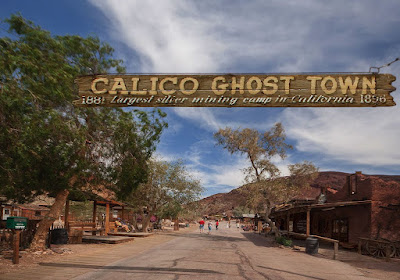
153 151 177 163
88 0 400 192
284 107 400 165
282 97 400 166
171 107 280 133
88 0 225 72
172 108 221 131
210 162 247 187
280 54 400 167
90 0 400 73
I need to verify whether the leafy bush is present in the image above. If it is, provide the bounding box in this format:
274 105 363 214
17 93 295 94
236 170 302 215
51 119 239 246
276 236 293 247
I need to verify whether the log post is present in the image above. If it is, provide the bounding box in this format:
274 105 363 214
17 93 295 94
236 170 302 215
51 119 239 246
92 201 97 236
64 199 70 230
333 242 339 260
286 213 290 231
174 218 179 231
306 208 311 236
12 230 21 264
105 202 110 235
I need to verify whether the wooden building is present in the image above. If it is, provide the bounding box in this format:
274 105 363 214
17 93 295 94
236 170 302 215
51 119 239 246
1 196 50 223
272 172 400 245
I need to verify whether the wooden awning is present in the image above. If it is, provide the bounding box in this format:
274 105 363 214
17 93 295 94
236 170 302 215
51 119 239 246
272 200 372 216
67 190 128 207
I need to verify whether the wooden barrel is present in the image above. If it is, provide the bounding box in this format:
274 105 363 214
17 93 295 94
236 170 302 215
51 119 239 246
50 228 68 244
306 236 319 255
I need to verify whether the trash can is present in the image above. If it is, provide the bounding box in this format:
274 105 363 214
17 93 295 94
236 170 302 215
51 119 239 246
50 228 68 244
305 236 319 255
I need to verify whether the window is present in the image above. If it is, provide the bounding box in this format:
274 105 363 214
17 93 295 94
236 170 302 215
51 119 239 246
332 218 349 242
4 209 10 215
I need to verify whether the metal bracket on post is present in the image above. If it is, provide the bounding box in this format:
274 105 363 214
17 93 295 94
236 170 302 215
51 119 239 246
369 58 399 73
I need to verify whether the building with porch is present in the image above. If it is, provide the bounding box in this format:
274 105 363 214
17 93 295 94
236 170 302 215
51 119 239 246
0 195 51 223
272 172 400 245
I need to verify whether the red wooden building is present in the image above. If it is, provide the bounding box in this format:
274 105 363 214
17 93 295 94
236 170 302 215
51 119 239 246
272 172 400 245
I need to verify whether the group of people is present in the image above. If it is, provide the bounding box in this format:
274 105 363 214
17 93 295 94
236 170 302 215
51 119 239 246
114 218 134 232
198 219 240 234
226 219 240 229
198 219 219 234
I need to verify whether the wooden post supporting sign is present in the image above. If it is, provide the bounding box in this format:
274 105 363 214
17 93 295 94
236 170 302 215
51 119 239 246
12 229 21 264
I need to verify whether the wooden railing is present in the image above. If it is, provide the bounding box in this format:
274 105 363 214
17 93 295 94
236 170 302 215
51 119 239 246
280 230 339 260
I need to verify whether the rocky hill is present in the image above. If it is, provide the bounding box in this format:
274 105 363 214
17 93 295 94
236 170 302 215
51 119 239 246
195 171 400 216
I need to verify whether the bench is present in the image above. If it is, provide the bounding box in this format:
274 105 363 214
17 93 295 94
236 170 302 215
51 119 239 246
68 222 103 243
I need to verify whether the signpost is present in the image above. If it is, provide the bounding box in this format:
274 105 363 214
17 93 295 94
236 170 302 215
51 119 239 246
74 73 396 108
6 217 27 264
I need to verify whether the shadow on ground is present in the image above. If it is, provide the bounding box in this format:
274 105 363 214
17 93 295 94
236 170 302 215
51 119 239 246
291 238 400 274
257 265 326 280
164 230 279 248
240 232 277 248
164 232 246 243
39 262 222 274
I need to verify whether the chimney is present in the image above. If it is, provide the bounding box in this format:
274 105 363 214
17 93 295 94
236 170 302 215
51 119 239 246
347 172 359 195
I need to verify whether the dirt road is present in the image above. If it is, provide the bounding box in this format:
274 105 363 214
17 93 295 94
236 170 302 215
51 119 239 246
72 223 397 280
1 222 399 279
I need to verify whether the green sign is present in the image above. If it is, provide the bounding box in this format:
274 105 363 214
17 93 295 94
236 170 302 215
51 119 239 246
6 217 28 230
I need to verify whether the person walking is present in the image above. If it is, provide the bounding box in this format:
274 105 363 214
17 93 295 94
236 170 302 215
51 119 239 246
199 219 205 233
215 220 219 230
207 221 212 234
236 220 240 230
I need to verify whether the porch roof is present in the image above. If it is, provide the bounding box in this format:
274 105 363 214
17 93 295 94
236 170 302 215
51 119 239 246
67 190 128 207
273 200 372 216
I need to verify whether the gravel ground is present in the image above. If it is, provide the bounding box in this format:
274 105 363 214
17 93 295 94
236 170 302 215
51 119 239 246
0 242 121 274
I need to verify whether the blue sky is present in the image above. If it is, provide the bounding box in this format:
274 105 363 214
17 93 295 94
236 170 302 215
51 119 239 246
2 1 400 197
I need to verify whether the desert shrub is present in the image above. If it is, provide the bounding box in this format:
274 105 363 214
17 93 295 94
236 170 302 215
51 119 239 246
276 236 293 247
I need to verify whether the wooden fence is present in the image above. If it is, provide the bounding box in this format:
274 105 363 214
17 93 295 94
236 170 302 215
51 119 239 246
0 228 35 252
280 230 339 260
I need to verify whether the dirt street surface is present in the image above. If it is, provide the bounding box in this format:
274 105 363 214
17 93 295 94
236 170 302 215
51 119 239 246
1 222 399 280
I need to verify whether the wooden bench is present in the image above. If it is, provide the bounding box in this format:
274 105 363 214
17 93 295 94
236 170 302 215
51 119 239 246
68 222 103 243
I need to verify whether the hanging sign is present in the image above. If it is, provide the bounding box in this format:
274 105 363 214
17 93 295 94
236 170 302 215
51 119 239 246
74 73 396 107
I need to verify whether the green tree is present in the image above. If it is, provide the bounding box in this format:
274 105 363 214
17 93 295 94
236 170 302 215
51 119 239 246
0 14 167 250
214 124 318 236
127 159 203 231
232 205 253 218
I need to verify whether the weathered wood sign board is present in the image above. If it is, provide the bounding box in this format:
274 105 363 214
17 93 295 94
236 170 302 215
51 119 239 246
74 74 396 107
